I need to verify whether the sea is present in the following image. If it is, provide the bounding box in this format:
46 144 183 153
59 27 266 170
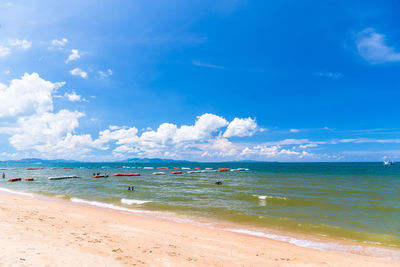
0 162 399 259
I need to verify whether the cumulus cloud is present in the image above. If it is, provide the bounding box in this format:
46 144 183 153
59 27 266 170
356 28 400 64
50 38 68 49
0 72 65 117
9 39 32 50
66 49 81 63
70 67 88 79
290 128 299 133
92 114 230 158
99 69 113 79
63 91 86 102
223 117 257 137
0 46 11 57
9 110 84 150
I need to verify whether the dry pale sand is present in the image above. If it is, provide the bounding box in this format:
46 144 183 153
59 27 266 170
0 192 398 267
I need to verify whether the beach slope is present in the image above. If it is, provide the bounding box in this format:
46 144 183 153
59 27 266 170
0 193 397 266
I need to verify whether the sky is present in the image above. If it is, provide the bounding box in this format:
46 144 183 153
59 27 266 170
0 0 400 162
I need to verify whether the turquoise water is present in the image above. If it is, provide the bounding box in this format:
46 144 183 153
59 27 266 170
0 162 399 253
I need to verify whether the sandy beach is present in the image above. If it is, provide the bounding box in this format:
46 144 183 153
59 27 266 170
0 192 397 266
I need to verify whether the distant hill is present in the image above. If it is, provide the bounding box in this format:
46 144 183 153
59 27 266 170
125 158 193 163
0 158 78 163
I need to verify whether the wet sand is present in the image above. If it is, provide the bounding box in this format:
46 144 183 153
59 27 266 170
0 192 398 266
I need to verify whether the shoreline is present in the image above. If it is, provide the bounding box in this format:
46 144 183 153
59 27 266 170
0 190 398 266
2 186 399 259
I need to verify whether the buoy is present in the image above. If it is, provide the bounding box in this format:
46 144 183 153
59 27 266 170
93 174 109 178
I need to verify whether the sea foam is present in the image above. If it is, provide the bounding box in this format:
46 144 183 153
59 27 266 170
70 197 152 214
121 198 151 205
227 228 400 260
0 187 35 197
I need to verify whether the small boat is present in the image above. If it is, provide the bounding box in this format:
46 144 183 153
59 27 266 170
114 173 140 176
205 168 213 170
173 167 180 169
25 178 34 181
62 167 73 169
115 166 123 168
181 167 190 170
157 167 168 169
171 171 182 174
152 172 166 175
218 168 230 172
93 174 109 178
8 178 22 182
88 167 98 169
143 167 154 169
384 161 395 165
194 168 201 170
26 168 41 170
48 175 79 180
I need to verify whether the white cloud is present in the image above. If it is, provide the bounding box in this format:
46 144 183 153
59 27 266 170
0 72 65 118
0 46 11 57
4 70 10 75
356 28 400 64
9 39 32 50
70 68 88 79
63 91 85 102
290 128 299 133
240 145 313 159
99 69 113 79
173 113 228 143
9 110 84 151
223 117 258 138
192 60 225 69
317 72 343 79
66 49 81 63
50 38 68 49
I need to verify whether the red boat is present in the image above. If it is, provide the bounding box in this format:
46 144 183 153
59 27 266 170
171 171 182 174
114 173 140 176
8 178 21 182
26 168 40 170
157 167 168 169
194 168 201 170
218 168 230 172
25 178 34 181
173 167 180 169
93 174 109 178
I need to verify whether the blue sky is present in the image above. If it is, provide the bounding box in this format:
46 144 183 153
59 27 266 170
0 0 399 161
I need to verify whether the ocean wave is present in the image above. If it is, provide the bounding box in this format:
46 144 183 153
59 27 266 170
121 198 151 205
70 197 152 214
0 187 35 197
253 194 288 200
227 228 400 260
